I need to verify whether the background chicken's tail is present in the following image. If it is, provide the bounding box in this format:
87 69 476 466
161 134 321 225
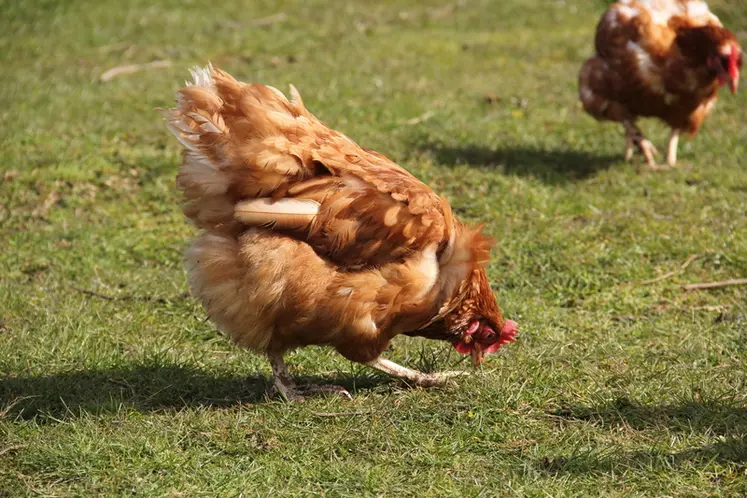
166 65 321 232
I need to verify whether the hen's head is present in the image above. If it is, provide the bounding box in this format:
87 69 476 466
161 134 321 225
410 224 518 365
676 25 742 94
708 42 742 94
446 268 518 366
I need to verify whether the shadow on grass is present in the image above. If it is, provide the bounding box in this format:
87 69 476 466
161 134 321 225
537 397 747 473
0 364 385 421
537 436 747 475
550 397 747 434
415 142 621 184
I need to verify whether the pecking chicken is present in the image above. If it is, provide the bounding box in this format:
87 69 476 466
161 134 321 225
166 66 518 400
579 0 742 169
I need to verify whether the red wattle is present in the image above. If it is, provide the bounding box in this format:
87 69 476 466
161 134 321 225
453 341 472 355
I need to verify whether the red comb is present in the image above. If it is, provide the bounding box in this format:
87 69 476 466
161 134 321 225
483 319 519 354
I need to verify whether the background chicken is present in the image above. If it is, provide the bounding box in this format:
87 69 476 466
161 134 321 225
579 0 742 169
166 66 517 400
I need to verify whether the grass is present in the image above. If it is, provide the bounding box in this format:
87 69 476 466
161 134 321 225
1 0 746 495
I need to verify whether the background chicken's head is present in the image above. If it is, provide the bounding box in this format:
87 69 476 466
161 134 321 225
676 25 742 94
710 41 742 94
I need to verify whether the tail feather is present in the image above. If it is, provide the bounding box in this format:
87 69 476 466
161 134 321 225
167 65 322 231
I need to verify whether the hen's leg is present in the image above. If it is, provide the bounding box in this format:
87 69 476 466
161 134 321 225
268 352 304 401
666 129 680 167
365 357 467 388
624 134 635 162
268 352 352 401
623 120 659 169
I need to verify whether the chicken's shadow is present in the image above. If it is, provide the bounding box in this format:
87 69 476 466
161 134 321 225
415 142 621 184
1 364 386 422
535 397 747 474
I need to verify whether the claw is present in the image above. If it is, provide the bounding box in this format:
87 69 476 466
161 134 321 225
639 138 660 169
300 384 353 399
269 382 352 402
415 370 469 388
623 121 662 170
268 382 306 402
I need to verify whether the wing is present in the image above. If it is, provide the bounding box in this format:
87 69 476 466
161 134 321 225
168 66 454 269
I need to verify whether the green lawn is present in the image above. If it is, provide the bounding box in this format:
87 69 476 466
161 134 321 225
2 0 746 496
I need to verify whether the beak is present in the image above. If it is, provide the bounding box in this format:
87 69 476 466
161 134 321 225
470 343 484 367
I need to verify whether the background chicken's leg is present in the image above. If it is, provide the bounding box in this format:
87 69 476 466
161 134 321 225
623 120 659 169
667 129 680 167
366 357 466 387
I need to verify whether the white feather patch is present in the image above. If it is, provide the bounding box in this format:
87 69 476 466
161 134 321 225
626 41 666 94
580 86 594 105
605 8 620 28
632 0 719 26
235 198 320 229
411 244 439 300
616 4 639 21
187 64 215 88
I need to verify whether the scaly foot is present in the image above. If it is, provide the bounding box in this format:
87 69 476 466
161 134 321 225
414 370 469 388
269 380 305 402
268 351 305 401
623 120 661 170
639 138 661 170
300 384 353 399
365 357 468 388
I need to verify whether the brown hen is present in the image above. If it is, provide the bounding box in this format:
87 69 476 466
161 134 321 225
166 66 517 400
579 0 742 169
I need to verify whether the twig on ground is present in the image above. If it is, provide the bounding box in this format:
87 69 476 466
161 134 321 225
31 188 61 218
100 60 172 82
15 472 46 496
251 12 287 27
639 253 699 285
311 410 375 417
692 305 730 312
71 286 190 303
96 41 133 54
402 111 435 126
682 278 747 291
0 396 36 418
0 445 26 457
